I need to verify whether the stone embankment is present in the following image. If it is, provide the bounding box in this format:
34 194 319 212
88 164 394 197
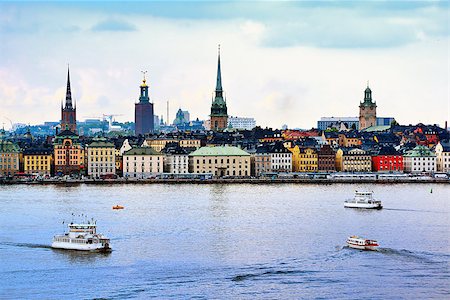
1 178 449 185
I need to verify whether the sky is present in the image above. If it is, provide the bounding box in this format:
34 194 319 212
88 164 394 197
0 1 449 130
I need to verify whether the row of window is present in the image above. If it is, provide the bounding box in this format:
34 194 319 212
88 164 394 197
0 158 17 163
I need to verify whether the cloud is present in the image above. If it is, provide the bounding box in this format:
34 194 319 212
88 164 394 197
91 19 137 32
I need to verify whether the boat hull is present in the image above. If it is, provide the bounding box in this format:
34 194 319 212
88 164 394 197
347 243 378 251
51 241 111 252
344 202 382 209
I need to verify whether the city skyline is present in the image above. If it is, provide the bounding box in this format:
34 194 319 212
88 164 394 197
1 1 448 130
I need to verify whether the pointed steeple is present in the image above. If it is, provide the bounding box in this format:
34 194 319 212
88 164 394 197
65 66 73 109
215 44 223 98
364 82 373 104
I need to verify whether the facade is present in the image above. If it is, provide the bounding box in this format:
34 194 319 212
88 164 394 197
317 144 336 172
335 148 372 172
371 147 403 172
210 48 228 131
53 130 85 175
359 85 377 130
60 67 77 133
145 138 201 152
318 117 360 131
338 132 361 147
268 143 292 172
189 146 250 177
23 148 53 175
0 140 21 176
403 145 437 173
254 151 271 177
135 76 154 135
123 147 164 178
161 143 189 174
228 116 256 130
289 146 318 172
86 139 116 178
435 142 450 173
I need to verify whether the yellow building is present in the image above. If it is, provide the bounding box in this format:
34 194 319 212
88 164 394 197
289 146 318 172
145 138 201 152
335 148 371 172
86 139 116 178
23 148 53 175
189 146 250 177
338 133 361 147
54 130 85 175
0 140 21 176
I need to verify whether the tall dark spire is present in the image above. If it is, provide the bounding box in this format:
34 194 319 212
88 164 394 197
65 66 73 109
215 44 223 97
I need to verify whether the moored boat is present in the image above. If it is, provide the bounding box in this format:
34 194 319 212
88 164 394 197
347 235 379 250
52 220 111 252
344 191 382 209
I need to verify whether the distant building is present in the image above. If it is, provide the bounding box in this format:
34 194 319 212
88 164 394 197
371 146 403 172
403 145 436 173
23 148 53 175
0 140 20 176
161 142 189 174
317 144 336 172
289 146 317 172
210 47 228 131
228 116 256 130
123 147 164 178
86 139 116 178
135 75 154 135
189 146 250 177
359 84 377 130
60 67 77 133
435 141 450 173
317 117 359 131
336 148 372 172
53 130 84 175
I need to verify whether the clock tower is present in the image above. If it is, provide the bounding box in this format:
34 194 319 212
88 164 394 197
359 84 377 130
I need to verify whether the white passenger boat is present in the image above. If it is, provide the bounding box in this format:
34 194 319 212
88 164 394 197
52 220 111 252
344 191 382 209
347 236 379 250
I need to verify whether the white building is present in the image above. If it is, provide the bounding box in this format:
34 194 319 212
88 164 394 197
435 142 450 173
268 143 292 172
123 147 164 178
227 116 256 130
162 144 189 174
403 145 436 173
86 139 116 178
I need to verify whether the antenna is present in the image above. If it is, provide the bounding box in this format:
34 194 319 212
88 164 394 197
141 70 148 81
166 100 169 126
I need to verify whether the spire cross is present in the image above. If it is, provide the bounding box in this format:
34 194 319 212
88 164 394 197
218 44 220 55
367 80 369 87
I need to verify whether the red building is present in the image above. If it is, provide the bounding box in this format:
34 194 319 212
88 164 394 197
372 146 403 172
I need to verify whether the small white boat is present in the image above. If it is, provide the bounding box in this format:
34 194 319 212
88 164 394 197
347 236 379 251
344 191 382 209
52 220 111 252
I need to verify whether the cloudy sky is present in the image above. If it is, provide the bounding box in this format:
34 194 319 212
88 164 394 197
0 1 448 130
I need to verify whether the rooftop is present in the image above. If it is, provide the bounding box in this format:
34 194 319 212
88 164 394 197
190 146 250 156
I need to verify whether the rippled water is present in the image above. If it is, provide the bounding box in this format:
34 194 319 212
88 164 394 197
0 183 449 299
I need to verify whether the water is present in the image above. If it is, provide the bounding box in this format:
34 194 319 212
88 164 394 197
0 183 449 299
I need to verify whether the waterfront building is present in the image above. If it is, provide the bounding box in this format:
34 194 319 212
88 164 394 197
335 148 372 172
269 142 292 172
0 140 21 176
123 147 164 178
60 67 77 133
53 130 84 175
289 146 318 172
371 146 403 172
86 139 116 178
135 74 154 135
254 147 271 177
435 141 450 173
359 85 377 130
403 145 436 173
210 47 228 131
23 148 53 175
189 146 250 177
161 142 189 174
317 144 336 172
227 116 256 130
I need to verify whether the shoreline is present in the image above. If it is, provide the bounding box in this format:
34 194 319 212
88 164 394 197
1 178 449 185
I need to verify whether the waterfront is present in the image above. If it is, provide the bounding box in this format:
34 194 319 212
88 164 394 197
1 184 449 299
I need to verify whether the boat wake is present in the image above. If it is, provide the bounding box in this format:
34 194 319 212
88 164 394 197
0 242 52 249
383 208 447 214
375 248 441 264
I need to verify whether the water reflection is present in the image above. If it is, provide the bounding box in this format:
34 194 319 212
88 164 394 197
51 248 112 264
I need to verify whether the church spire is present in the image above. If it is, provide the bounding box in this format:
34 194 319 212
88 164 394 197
65 66 73 109
215 44 223 96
